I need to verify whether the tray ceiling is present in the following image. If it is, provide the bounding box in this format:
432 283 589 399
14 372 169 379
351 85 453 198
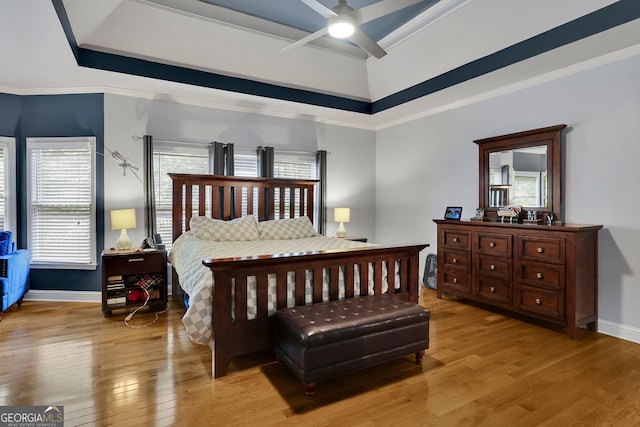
2 0 640 128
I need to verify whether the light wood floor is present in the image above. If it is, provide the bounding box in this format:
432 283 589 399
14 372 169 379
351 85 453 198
1 289 640 426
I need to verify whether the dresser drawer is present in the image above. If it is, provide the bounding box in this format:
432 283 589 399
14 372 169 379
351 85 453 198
477 232 512 256
518 236 565 264
477 276 511 305
104 252 166 275
444 250 470 270
519 262 564 292
519 286 564 321
443 229 471 251
442 269 471 294
477 255 510 279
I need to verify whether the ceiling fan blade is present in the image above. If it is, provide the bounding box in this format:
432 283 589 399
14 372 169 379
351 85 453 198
299 0 336 19
281 27 329 52
356 0 424 24
348 27 387 59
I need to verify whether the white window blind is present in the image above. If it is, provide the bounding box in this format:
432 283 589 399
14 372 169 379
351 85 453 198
0 137 17 234
274 151 316 180
153 143 209 247
234 147 258 177
273 151 317 218
27 137 96 268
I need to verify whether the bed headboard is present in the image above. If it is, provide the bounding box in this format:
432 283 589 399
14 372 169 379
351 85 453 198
170 174 318 242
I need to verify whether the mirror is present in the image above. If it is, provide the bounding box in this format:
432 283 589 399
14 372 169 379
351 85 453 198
475 125 565 221
488 145 547 208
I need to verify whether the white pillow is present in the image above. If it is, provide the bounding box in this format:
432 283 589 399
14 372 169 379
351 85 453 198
258 216 318 240
190 215 260 241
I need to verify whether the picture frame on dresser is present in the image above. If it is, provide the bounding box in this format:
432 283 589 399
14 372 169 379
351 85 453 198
444 206 462 220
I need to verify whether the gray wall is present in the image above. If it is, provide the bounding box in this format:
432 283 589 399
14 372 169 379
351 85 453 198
375 53 640 343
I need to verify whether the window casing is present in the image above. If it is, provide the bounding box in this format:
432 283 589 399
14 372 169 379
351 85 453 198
27 137 96 269
0 137 17 234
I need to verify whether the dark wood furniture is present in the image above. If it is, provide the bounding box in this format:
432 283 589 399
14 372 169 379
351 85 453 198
273 294 430 399
434 220 601 339
435 124 602 339
101 249 168 317
170 174 428 378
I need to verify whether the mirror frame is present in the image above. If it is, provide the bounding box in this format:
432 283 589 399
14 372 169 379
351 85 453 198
474 124 566 221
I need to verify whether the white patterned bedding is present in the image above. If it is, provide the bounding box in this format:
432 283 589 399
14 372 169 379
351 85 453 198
169 232 374 344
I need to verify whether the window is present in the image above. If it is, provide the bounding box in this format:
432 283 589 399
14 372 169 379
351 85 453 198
274 151 316 180
273 151 317 218
234 147 258 177
27 137 96 268
513 171 541 206
153 143 209 248
0 137 17 234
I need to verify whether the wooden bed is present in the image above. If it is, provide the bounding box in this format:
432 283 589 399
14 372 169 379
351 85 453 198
170 173 428 378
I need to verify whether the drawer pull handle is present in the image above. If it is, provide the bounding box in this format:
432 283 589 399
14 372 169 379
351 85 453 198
490 286 496 293
489 242 495 248
453 237 459 243
453 278 458 284
128 258 145 263
536 273 543 279
535 298 542 305
537 247 543 253
490 264 496 270
452 258 458 264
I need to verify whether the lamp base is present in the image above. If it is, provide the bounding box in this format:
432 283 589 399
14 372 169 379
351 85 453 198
115 229 132 251
336 222 347 238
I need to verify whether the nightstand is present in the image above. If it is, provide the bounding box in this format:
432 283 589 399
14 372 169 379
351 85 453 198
345 236 368 242
101 249 168 317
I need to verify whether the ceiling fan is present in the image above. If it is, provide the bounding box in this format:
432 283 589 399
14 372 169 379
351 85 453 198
283 0 424 59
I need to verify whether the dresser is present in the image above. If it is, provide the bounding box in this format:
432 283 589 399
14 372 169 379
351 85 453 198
433 219 602 339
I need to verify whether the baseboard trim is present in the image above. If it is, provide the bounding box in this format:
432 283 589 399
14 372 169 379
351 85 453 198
598 319 640 345
24 289 101 303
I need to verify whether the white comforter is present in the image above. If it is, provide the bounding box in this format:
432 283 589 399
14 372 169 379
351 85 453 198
170 232 372 344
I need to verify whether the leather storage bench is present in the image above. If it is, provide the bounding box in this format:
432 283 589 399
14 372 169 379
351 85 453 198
272 294 430 398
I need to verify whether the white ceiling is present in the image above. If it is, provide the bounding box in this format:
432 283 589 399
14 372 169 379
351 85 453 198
2 0 640 129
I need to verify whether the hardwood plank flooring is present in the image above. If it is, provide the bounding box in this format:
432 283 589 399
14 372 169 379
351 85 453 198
1 289 639 426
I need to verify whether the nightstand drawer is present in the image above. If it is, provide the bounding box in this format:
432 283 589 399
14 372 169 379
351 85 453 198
103 252 166 275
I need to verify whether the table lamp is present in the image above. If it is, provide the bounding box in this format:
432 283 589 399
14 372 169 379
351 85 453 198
111 208 136 251
334 207 350 238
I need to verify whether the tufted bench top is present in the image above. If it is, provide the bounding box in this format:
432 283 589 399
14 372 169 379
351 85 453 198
273 294 430 348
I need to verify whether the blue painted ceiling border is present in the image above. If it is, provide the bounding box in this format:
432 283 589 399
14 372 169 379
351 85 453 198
52 0 639 116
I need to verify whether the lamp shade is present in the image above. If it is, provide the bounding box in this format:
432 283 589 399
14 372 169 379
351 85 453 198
334 208 350 223
111 208 137 231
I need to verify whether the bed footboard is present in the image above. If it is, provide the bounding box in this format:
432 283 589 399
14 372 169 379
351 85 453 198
203 243 428 378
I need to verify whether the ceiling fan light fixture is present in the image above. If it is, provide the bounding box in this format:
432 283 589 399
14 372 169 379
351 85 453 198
328 14 355 38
